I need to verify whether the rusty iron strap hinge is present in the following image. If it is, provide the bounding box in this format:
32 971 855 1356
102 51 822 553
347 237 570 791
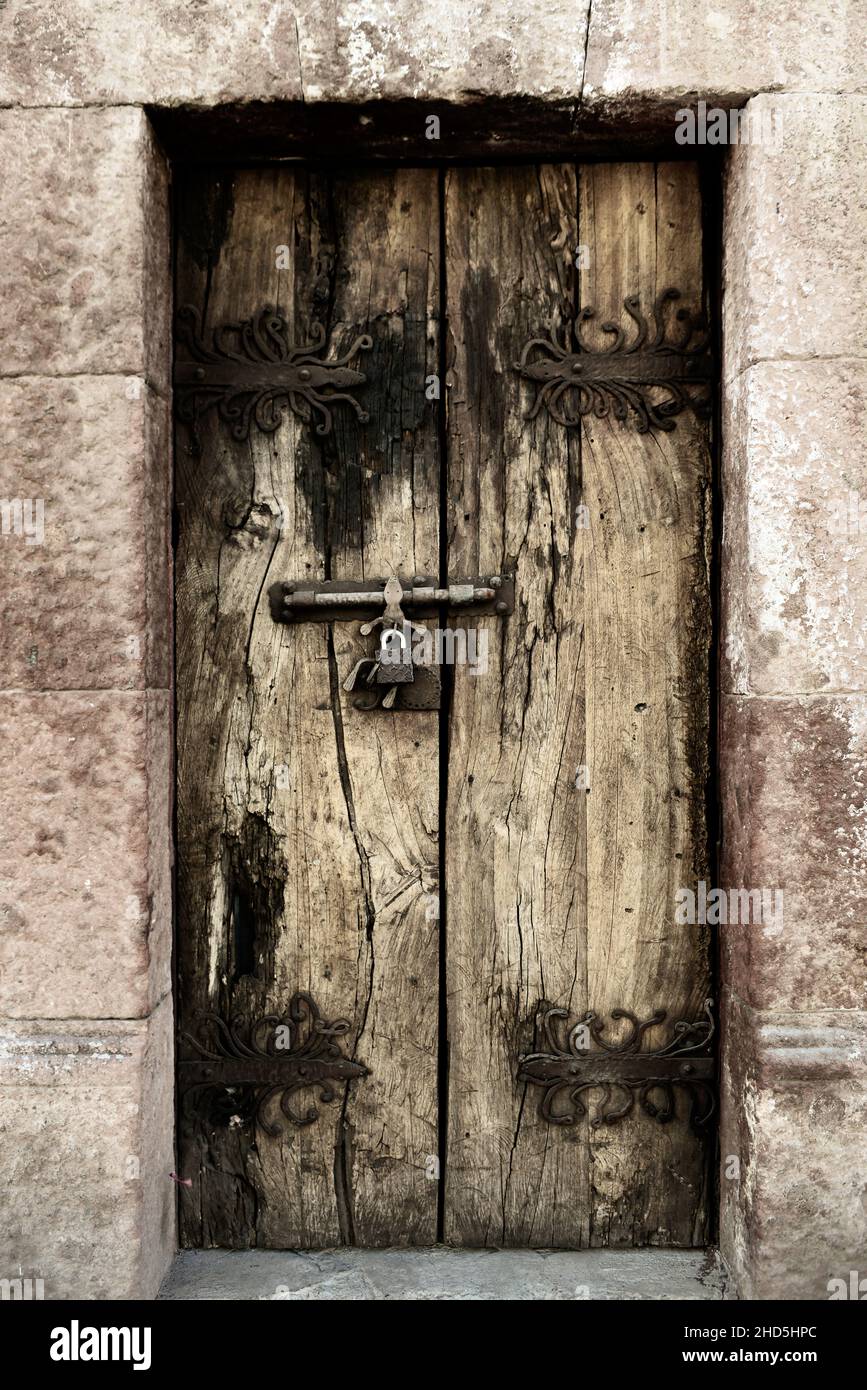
514 287 716 434
518 999 716 1132
173 305 372 440
177 992 368 1138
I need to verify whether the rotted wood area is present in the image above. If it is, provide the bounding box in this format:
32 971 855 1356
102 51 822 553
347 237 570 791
174 160 714 1249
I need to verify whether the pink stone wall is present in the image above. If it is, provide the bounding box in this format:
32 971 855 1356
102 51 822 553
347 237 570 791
0 105 175 1298
720 92 867 1297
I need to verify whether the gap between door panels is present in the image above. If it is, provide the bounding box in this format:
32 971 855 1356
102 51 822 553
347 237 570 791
435 165 452 1243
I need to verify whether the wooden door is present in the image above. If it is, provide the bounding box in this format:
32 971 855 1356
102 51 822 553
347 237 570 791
174 161 714 1249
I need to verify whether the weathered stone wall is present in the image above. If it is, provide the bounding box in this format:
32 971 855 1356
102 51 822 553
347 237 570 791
720 92 867 1298
0 106 175 1299
0 1 864 1299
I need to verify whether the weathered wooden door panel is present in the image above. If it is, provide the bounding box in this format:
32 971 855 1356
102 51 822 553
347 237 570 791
175 167 441 1247
175 159 713 1250
443 162 712 1247
578 164 712 1246
443 165 591 1245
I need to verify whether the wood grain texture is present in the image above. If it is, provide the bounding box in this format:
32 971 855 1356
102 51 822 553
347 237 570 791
443 166 590 1245
579 163 712 1245
443 163 712 1246
175 167 441 1247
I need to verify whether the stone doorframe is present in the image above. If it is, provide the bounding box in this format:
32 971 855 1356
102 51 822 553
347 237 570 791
0 5 864 1301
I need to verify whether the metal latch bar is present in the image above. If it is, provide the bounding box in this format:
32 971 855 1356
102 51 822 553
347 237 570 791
269 574 514 624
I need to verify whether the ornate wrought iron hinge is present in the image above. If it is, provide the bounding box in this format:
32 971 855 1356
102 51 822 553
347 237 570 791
173 305 372 440
514 288 716 434
178 992 368 1136
518 999 715 1132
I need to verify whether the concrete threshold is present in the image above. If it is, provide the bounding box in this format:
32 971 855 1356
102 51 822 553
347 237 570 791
159 1247 728 1301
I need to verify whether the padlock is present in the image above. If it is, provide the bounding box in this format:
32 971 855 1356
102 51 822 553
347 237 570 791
375 625 414 684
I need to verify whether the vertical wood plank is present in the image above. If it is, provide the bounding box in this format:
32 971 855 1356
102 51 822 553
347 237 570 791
443 166 590 1245
579 162 713 1245
444 162 712 1247
175 167 441 1247
323 169 441 1245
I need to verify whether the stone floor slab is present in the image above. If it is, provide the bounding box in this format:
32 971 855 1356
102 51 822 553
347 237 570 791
159 1248 726 1301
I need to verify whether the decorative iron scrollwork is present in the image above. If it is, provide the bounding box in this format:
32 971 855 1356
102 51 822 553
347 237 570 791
518 998 715 1131
178 991 368 1136
173 305 372 440
513 288 715 434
